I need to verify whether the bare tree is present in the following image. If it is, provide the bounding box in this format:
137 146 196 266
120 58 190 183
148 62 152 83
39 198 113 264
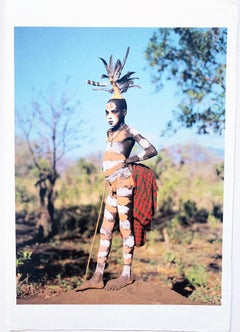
16 82 85 237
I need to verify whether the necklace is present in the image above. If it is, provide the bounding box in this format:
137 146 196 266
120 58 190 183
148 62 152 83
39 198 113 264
108 123 126 146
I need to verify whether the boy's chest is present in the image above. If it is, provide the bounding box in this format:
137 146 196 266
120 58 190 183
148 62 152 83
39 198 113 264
107 129 128 145
106 134 134 153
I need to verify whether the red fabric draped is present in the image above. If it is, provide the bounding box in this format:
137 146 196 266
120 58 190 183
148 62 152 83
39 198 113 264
132 164 157 247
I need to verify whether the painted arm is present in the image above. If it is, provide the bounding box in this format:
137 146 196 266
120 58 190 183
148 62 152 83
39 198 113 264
125 127 157 164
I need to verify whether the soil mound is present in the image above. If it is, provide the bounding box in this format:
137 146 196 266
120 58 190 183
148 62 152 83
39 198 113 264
17 280 200 305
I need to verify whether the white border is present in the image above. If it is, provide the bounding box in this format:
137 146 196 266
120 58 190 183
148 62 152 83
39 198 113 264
1 0 239 331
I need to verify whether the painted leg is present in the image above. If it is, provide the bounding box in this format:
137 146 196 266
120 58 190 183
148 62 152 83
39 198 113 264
76 193 117 291
106 186 135 291
95 193 117 273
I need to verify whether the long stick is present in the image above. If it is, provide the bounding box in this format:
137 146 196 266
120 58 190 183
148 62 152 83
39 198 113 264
83 182 107 282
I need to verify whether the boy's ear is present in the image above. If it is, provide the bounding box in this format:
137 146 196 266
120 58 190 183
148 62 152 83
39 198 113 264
123 109 127 116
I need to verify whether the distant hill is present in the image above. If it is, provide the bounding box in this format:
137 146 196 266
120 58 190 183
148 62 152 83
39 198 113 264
161 143 224 165
207 147 224 159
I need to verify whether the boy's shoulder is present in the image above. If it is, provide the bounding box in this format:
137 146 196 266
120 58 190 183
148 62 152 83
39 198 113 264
126 125 139 136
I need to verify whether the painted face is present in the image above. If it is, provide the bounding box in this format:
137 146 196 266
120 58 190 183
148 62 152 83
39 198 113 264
105 102 126 129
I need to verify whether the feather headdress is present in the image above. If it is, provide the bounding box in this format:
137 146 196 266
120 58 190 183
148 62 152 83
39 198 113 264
86 47 140 99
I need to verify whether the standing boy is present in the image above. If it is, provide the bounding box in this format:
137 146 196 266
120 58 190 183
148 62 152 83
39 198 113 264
78 48 157 291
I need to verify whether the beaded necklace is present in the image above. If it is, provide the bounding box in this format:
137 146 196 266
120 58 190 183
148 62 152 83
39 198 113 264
108 123 126 146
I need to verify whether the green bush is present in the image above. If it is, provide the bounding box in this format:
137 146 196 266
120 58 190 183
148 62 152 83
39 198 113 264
184 264 208 287
177 199 208 226
16 250 32 272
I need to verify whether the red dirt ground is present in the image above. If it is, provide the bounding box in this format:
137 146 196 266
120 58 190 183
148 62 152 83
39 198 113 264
17 280 201 305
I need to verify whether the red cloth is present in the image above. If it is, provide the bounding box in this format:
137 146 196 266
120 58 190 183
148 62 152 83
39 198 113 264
132 163 157 247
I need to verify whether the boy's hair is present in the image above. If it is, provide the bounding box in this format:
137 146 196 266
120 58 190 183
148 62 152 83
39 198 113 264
108 98 127 111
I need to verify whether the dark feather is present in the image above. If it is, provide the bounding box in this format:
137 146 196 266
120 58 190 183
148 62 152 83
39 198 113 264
99 57 110 75
109 55 113 75
117 71 137 83
121 46 130 71
113 59 122 81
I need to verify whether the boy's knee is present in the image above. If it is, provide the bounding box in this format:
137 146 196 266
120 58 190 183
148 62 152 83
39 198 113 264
123 235 135 248
120 219 131 230
100 226 112 239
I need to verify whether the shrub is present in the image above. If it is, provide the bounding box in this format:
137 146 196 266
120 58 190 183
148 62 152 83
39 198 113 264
177 199 208 226
184 264 208 287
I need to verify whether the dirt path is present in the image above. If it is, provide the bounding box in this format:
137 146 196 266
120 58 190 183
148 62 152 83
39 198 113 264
17 280 201 305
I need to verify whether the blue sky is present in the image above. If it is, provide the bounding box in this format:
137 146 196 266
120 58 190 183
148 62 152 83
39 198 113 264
14 27 225 159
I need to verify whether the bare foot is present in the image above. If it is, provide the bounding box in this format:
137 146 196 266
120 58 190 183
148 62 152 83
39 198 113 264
75 272 104 291
105 275 134 291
